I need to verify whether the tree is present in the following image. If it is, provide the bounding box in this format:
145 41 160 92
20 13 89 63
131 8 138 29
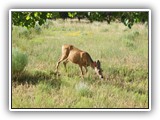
12 12 53 29
119 12 148 28
12 11 148 29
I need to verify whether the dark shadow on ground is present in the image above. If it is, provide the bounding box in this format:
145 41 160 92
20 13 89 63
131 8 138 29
12 70 61 89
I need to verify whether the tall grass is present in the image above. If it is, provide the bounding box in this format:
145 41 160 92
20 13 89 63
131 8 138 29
12 19 149 108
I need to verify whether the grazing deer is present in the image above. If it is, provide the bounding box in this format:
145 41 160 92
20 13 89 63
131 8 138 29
55 44 103 79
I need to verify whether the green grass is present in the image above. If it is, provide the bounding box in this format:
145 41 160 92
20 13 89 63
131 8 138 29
12 19 149 108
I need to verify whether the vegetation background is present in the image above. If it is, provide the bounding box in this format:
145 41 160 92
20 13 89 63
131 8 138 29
11 11 149 109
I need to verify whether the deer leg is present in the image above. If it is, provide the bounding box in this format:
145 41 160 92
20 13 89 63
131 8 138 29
79 65 84 78
84 66 88 73
55 60 62 73
55 55 68 73
63 59 68 72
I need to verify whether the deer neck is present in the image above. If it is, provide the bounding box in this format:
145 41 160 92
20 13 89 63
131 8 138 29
90 61 96 69
84 52 95 69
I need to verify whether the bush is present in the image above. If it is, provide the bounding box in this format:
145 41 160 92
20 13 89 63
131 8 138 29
18 26 30 38
34 21 41 34
12 48 28 77
75 81 92 97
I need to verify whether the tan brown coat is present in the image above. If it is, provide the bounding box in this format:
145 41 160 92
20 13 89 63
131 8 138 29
55 45 103 79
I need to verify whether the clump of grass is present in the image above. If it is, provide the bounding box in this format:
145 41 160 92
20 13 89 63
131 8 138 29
106 66 148 94
133 31 140 36
13 26 30 38
107 66 148 81
122 30 140 49
101 28 109 32
42 19 53 29
126 30 139 40
34 21 41 34
74 97 93 108
19 27 30 37
37 81 55 93
75 81 92 97
12 47 28 78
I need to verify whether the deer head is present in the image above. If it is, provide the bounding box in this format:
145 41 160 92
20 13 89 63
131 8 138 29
93 60 104 79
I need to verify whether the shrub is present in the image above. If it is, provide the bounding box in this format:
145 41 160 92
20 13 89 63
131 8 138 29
42 19 53 29
18 26 30 38
34 21 41 34
12 48 28 77
75 81 92 97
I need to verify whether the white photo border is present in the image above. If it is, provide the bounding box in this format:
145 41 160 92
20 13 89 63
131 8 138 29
9 9 151 111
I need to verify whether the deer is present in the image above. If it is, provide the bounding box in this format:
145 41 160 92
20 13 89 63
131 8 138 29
55 44 104 79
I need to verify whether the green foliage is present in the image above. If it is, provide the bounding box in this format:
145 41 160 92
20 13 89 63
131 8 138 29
120 12 148 29
12 12 53 29
52 12 60 19
12 11 148 29
87 12 103 22
12 48 28 76
68 12 77 18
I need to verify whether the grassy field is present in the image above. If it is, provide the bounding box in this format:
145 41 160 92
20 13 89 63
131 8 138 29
11 19 149 108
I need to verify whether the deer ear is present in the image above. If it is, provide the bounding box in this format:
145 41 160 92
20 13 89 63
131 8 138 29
97 60 100 66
